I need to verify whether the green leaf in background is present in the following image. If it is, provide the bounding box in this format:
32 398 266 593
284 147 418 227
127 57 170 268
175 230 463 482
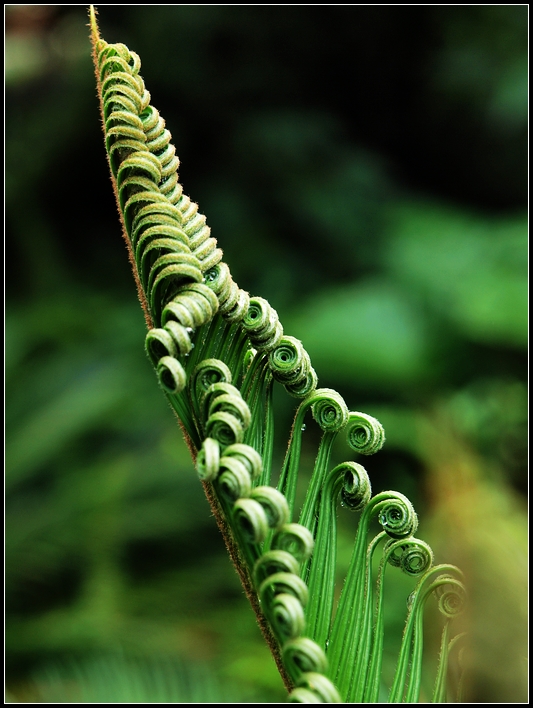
385 202 527 347
288 278 431 391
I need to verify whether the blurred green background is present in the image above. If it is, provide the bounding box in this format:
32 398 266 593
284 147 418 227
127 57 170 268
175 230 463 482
5 5 527 703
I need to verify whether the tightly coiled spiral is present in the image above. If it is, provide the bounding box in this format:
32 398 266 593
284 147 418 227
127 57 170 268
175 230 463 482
346 411 385 455
222 443 263 482
310 389 349 433
246 561 337 703
190 358 232 408
162 282 219 329
385 537 434 577
254 550 301 586
260 572 309 639
201 380 251 449
232 498 269 543
271 523 315 564
201 382 238 421
269 592 306 641
251 521 316 654
97 42 207 321
206 410 246 448
290 673 342 704
250 486 290 529
260 571 309 609
196 437 220 482
156 355 187 395
208 390 252 430
140 105 180 201
283 637 328 680
433 576 466 619
335 461 372 512
216 455 252 500
269 336 317 398
377 491 419 540
204 263 250 323
145 283 219 371
242 296 284 352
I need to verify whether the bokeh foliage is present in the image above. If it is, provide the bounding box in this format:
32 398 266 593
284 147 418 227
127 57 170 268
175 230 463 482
6 5 527 703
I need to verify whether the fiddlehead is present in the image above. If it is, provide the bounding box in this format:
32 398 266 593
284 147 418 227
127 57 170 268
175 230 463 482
221 442 263 483
362 537 434 702
387 536 434 576
250 486 290 529
156 355 187 396
290 673 342 703
269 336 317 398
305 461 372 646
283 638 328 681
196 437 220 482
259 572 309 640
345 411 385 456
233 498 270 544
271 523 315 565
254 550 301 585
91 8 467 701
242 296 284 352
377 491 419 539
278 388 348 517
204 263 250 322
189 359 232 438
327 490 419 698
216 454 252 501
311 389 349 433
340 460 372 511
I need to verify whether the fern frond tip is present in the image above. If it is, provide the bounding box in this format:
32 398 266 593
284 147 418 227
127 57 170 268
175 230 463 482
89 5 100 43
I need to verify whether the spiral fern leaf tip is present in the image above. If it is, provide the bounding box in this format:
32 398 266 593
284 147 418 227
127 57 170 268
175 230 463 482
91 9 467 702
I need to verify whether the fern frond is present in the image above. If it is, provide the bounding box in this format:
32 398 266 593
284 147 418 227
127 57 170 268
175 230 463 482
90 7 466 702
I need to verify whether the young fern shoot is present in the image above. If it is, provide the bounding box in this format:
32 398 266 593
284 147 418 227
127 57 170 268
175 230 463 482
90 6 466 703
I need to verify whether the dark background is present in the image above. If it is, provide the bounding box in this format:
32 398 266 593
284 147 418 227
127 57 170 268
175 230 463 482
6 5 527 703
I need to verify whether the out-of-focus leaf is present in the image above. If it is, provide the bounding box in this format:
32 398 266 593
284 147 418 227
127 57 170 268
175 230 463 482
385 202 527 347
430 6 527 130
287 278 431 390
6 364 130 489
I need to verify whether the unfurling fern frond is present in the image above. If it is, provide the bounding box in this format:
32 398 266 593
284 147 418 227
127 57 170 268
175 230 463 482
90 6 466 702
